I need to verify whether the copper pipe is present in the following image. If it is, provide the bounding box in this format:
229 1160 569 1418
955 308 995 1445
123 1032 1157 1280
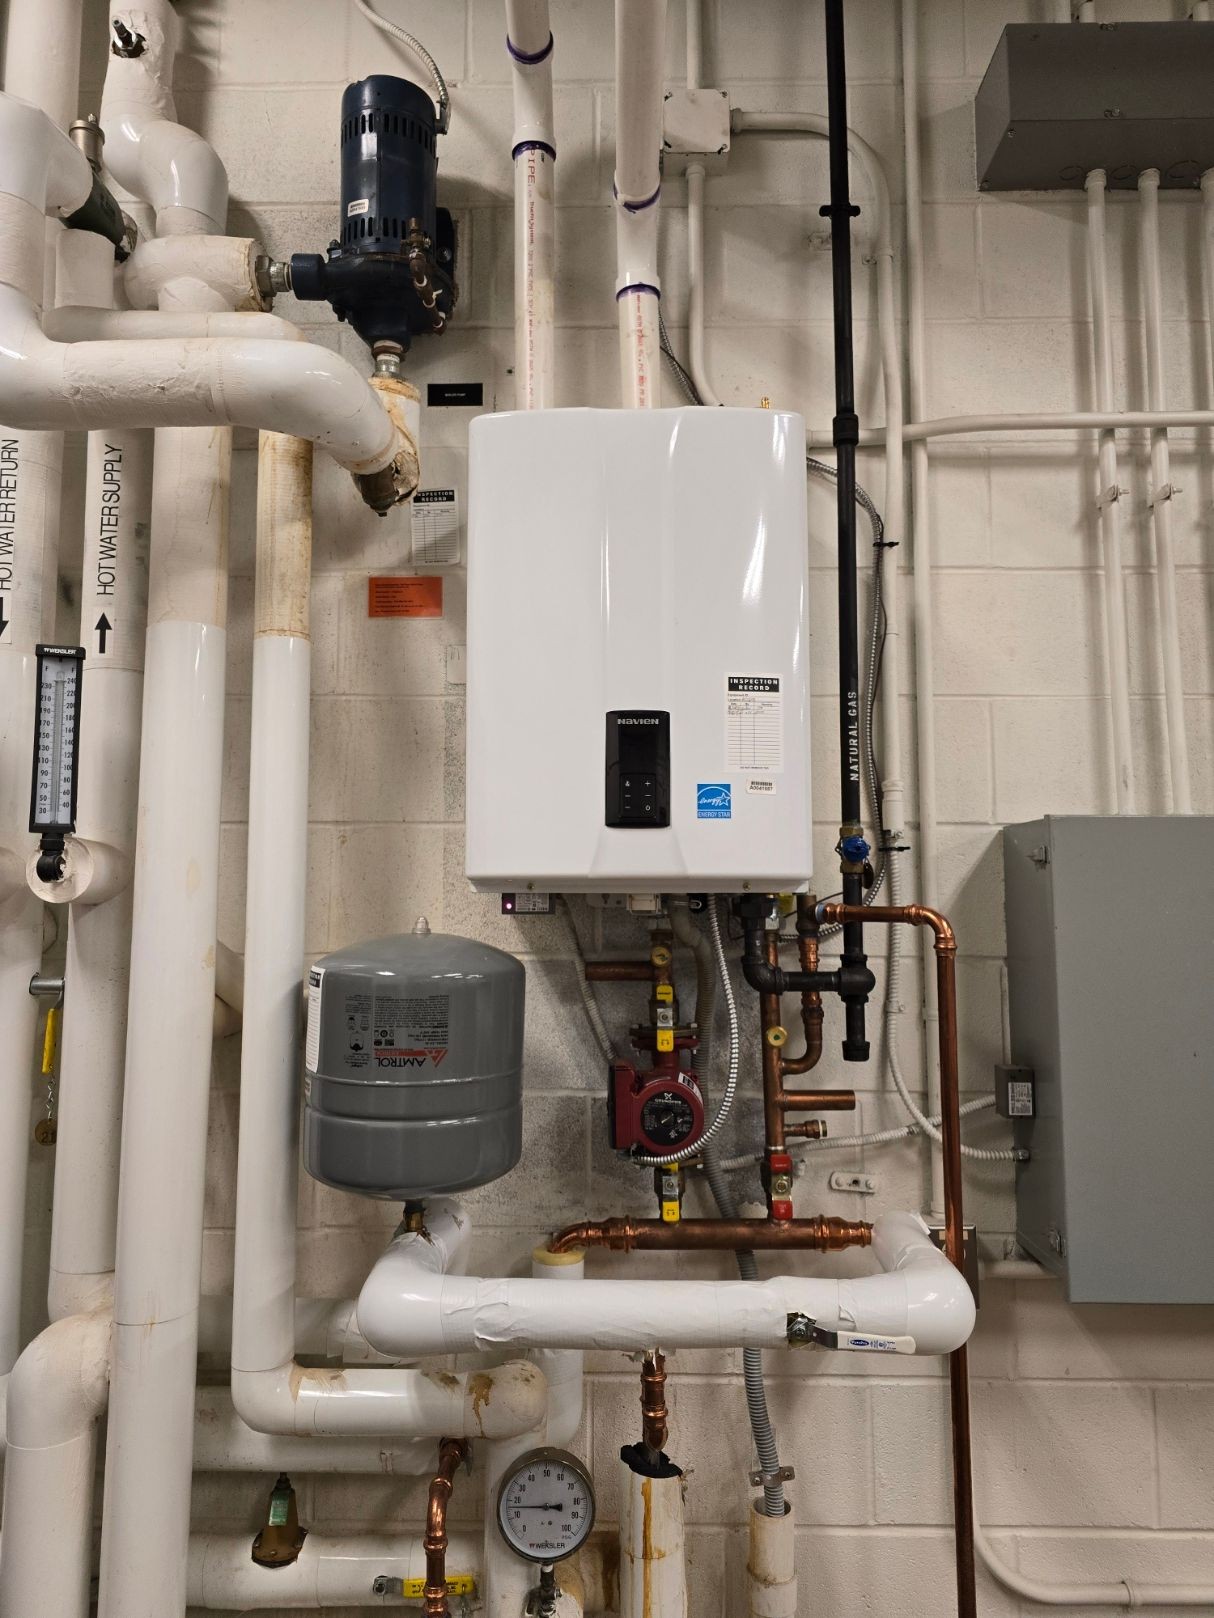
785 1119 827 1140
760 932 785 1152
819 900 974 1618
780 901 825 1076
423 1437 468 1618
583 961 654 982
640 1351 668 1456
778 1089 856 1112
547 1215 872 1255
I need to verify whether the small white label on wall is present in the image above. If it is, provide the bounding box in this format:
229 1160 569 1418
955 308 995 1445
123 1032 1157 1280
347 198 370 217
305 966 324 1073
411 487 461 565
726 674 783 773
746 778 776 796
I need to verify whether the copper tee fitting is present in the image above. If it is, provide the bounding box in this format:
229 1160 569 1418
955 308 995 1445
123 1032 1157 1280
423 1437 468 1617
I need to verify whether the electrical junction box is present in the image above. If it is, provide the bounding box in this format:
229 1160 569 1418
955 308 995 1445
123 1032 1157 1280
976 23 1214 192
662 87 731 174
1003 816 1214 1303
465 407 812 895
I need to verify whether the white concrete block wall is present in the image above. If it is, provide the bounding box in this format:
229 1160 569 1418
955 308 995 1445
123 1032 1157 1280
6 0 1206 1612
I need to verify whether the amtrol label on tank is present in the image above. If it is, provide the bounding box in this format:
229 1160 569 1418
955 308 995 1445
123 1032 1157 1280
370 992 451 1068
726 674 783 773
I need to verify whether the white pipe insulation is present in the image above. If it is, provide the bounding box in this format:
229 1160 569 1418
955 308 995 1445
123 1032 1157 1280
614 0 668 407
506 0 556 408
187 1531 481 1611
0 0 85 1381
619 1466 688 1618
102 0 228 236
358 1206 976 1357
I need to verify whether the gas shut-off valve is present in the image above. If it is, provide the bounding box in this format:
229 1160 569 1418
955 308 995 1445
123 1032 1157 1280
258 75 457 367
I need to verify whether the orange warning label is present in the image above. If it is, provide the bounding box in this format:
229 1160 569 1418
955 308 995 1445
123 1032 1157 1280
367 575 444 618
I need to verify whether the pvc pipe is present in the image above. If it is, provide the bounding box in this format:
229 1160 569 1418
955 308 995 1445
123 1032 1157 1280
1138 169 1192 813
0 1309 111 1618
686 0 702 85
614 0 668 406
187 1531 481 1610
2 0 84 130
619 1466 688 1618
102 0 228 235
747 1499 796 1618
97 260 233 1616
901 0 945 1220
358 1207 976 1358
36 232 153 1323
685 166 721 405
1086 171 1136 815
506 0 556 409
0 278 406 476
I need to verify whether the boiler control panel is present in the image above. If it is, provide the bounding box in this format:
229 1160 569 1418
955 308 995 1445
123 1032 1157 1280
605 709 670 828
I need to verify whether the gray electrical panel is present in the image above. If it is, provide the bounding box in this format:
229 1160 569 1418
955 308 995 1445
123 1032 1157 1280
976 23 1214 192
1004 817 1214 1303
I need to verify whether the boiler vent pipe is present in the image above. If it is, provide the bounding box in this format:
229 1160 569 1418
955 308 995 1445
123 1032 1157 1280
505 0 556 409
613 0 668 407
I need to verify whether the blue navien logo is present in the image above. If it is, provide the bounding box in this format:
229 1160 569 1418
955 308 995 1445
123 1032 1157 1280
697 783 732 820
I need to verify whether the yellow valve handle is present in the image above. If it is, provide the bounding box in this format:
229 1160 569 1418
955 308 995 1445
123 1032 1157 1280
655 983 674 1004
656 1028 674 1054
399 1574 476 1599
661 1200 680 1224
41 1005 59 1076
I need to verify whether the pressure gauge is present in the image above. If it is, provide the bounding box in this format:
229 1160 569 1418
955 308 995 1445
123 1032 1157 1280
495 1447 596 1565
29 645 85 882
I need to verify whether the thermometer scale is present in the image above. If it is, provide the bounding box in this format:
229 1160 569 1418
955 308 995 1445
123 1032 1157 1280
29 644 85 882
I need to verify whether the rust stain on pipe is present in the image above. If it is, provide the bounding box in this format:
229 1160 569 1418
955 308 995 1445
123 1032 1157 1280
819 899 974 1618
547 1215 871 1255
422 1437 468 1618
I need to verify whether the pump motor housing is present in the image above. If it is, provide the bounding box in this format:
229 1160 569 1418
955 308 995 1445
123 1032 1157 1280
303 929 524 1200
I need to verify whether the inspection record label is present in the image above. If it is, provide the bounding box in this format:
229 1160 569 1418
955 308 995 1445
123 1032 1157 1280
726 674 783 772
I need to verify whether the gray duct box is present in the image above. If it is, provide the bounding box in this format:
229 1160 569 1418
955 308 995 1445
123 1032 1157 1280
1003 816 1214 1304
976 23 1214 192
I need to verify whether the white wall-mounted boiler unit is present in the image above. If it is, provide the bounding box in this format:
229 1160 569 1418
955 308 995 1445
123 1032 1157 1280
466 407 812 893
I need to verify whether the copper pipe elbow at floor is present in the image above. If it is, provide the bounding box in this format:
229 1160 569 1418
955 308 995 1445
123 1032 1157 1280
423 1437 469 1618
545 1216 872 1255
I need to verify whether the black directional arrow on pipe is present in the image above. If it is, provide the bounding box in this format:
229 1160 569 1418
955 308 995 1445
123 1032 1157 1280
0 598 8 641
95 613 112 654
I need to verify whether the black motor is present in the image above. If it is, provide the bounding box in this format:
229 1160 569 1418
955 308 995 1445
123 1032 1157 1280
289 76 456 356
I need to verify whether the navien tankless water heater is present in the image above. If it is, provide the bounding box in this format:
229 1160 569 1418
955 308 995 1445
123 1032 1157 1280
465 407 811 893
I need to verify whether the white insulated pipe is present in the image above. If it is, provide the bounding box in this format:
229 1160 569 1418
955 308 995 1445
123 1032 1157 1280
102 0 228 235
1137 169 1192 814
187 1531 481 1610
619 1466 688 1618
0 1308 111 1618
1085 171 1136 815
614 0 668 407
29 232 154 1322
359 1207 976 1358
97 271 233 1617
506 0 556 409
747 1499 797 1618
0 0 85 1381
192 1385 439 1475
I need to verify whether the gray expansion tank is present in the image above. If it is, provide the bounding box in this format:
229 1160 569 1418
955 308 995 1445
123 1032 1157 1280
303 920 525 1199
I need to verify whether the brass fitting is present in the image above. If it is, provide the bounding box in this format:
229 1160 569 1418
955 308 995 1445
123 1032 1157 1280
251 1474 306 1568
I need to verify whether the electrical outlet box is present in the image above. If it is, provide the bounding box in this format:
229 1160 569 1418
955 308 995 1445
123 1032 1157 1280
662 87 731 174
976 23 1214 192
1004 816 1214 1303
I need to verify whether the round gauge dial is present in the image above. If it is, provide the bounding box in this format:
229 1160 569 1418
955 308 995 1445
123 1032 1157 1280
495 1447 596 1565
639 1089 696 1147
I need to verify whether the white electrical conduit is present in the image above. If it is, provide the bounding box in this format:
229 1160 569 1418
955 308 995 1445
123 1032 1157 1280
102 0 228 235
1085 170 1136 815
228 439 554 1482
805 409 1214 447
358 1204 976 1358
1138 169 1192 814
975 1519 1214 1608
506 0 556 408
901 0 945 1218
614 0 668 406
0 1308 111 1618
187 1531 481 1611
